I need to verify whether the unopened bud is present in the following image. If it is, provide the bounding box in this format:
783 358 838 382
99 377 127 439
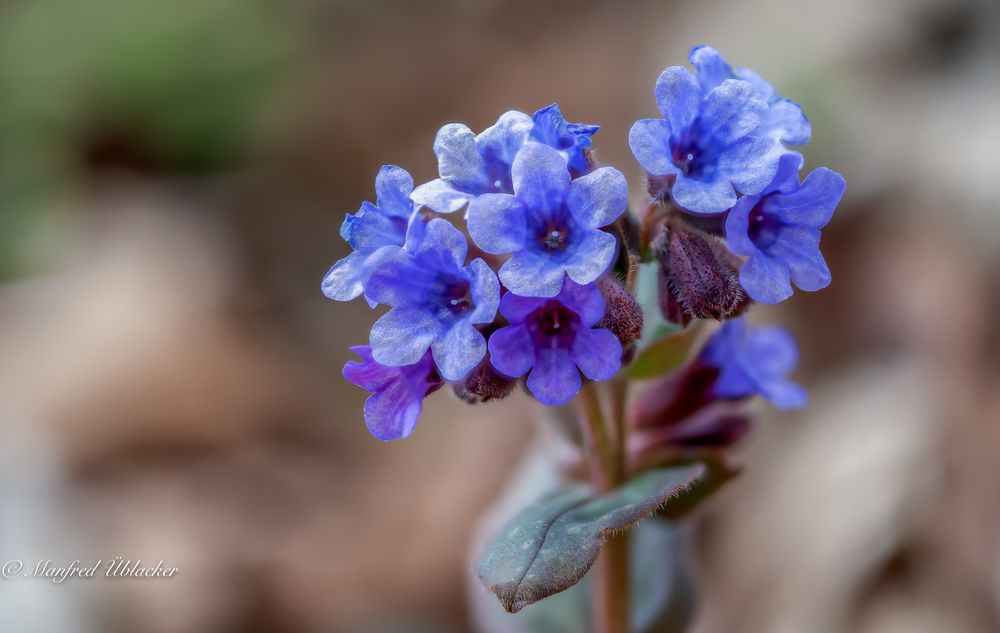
451 362 515 404
594 276 644 346
657 222 750 321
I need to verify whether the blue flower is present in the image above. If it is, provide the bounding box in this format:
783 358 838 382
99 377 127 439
725 153 846 303
700 318 806 409
466 142 627 297
321 165 419 306
343 346 441 441
489 279 622 406
530 103 599 177
628 64 785 214
411 111 534 214
365 218 500 381
689 45 811 146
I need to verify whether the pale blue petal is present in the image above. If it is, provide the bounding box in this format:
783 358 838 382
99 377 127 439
764 99 811 146
739 252 792 304
434 123 490 191
476 110 533 178
374 165 415 218
411 178 474 214
511 142 570 212
466 193 527 253
564 230 617 287
718 136 783 195
671 173 737 214
628 118 679 176
654 66 702 133
370 308 441 366
763 167 845 227
431 320 486 380
364 247 437 306
689 45 734 91
411 218 468 270
499 250 567 298
762 152 805 196
566 166 628 229
321 250 367 301
467 258 501 324
724 195 759 257
701 79 767 145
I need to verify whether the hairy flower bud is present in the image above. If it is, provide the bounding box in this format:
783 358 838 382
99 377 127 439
594 276 644 346
657 221 750 321
452 362 516 404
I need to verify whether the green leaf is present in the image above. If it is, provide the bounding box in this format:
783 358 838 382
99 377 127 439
474 464 705 614
654 457 740 520
625 323 702 380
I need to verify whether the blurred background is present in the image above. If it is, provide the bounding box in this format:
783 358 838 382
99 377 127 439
1 0 998 631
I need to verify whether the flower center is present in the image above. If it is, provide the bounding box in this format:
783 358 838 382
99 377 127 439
441 280 473 315
525 300 580 349
747 205 781 250
539 220 570 251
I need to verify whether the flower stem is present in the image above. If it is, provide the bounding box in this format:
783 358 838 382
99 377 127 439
578 381 631 633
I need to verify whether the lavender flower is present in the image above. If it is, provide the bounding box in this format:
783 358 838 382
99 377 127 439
725 153 846 303
410 110 534 214
343 346 441 441
321 165 418 306
365 218 500 381
689 45 811 146
700 318 806 409
628 65 784 214
530 103 599 177
466 142 627 297
489 279 622 406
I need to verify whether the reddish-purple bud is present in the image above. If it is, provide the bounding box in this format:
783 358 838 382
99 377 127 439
594 276 644 346
657 222 750 321
630 362 720 429
451 362 515 404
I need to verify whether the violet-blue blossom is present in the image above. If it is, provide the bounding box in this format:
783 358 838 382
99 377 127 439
410 110 534 214
700 318 806 409
489 279 622 406
466 142 627 298
725 152 846 303
343 346 441 441
321 165 418 306
628 64 785 214
689 45 811 146
365 218 499 381
530 103 599 177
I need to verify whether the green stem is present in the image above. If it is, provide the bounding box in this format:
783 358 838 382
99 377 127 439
578 381 631 633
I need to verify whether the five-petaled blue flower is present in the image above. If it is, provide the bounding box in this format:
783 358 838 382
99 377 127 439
700 318 806 409
725 153 846 303
489 279 622 406
322 165 419 306
689 45 811 146
365 218 500 381
530 103 599 177
629 64 785 214
343 346 441 441
466 142 627 298
410 110 534 215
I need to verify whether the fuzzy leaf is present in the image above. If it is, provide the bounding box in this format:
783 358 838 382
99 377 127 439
474 463 705 613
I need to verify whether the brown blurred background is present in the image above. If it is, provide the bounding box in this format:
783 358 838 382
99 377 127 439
1 0 999 631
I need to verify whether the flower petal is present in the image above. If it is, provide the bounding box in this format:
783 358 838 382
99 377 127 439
431 319 486 380
466 193 527 254
724 195 759 257
511 142 570 212
488 324 535 378
370 307 441 366
374 165 415 218
671 173 737 214
499 250 567 298
572 327 622 380
764 99 811 146
434 123 490 192
563 230 618 287
467 258 500 324
321 250 367 301
411 178 474 214
628 118 679 176
411 218 468 270
566 166 628 229
476 110 533 185
689 45 734 91
498 291 546 323
761 152 805 196
364 247 437 306
555 278 606 327
526 349 581 406
739 252 793 304
718 136 783 195
763 167 845 228
701 79 767 145
654 66 702 133
769 226 831 292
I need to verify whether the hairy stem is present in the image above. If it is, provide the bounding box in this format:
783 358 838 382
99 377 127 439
579 381 631 633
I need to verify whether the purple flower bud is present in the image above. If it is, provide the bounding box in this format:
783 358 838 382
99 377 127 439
452 362 516 404
593 277 644 346
656 221 749 321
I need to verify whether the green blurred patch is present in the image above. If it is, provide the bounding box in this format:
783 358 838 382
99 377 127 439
0 0 302 277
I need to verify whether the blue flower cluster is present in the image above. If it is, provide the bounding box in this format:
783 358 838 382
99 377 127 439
323 46 839 440
630 46 845 304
